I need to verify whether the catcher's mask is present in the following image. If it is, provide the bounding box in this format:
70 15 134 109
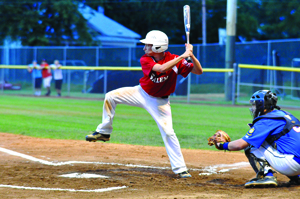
249 90 280 119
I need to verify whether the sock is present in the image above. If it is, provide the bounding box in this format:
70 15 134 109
265 170 273 177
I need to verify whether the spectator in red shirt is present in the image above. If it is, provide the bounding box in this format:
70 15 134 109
40 59 52 96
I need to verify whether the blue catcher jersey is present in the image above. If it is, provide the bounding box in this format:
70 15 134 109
242 110 300 157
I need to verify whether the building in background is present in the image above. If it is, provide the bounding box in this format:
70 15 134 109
78 5 141 47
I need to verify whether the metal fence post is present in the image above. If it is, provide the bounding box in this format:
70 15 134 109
1 67 4 93
232 63 237 105
104 70 107 94
128 47 131 67
236 64 241 103
67 69 71 96
96 47 99 79
187 74 191 103
267 41 271 83
64 47 70 96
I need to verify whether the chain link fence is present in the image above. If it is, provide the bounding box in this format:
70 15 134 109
1 39 300 105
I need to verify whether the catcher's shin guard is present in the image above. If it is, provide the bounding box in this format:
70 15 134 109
244 146 273 179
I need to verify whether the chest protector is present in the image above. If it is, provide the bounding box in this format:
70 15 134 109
252 111 300 147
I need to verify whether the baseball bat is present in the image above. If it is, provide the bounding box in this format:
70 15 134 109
183 5 192 63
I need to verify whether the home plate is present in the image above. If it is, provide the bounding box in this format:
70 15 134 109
59 173 109 178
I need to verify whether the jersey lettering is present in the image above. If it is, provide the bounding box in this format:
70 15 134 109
149 73 169 83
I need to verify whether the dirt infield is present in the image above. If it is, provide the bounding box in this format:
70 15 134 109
0 133 299 199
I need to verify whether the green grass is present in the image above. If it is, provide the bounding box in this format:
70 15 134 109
1 95 300 150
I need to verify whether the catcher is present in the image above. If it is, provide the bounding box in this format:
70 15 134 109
208 90 300 187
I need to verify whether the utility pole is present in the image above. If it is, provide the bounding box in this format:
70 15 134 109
202 0 206 45
225 0 237 101
200 0 207 85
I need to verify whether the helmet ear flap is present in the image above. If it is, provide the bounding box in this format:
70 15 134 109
152 44 168 53
152 45 161 53
264 91 278 110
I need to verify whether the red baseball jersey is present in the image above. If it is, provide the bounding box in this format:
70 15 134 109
139 51 193 97
41 63 52 78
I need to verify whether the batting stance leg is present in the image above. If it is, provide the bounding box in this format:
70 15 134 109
96 85 145 134
95 85 188 174
139 88 188 174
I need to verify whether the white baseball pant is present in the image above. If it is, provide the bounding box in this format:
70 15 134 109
43 76 52 88
96 85 188 174
250 141 300 176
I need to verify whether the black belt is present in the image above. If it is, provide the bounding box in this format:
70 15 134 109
161 95 169 99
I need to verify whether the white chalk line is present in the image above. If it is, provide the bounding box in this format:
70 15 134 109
0 146 250 176
199 162 250 175
59 173 109 178
0 185 127 193
0 146 173 170
0 146 127 192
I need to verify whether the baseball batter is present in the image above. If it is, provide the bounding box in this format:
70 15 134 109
86 30 203 178
214 90 300 187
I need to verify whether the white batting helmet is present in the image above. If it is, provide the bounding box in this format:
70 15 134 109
140 30 168 53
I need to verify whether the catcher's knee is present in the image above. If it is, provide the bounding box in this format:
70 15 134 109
244 146 272 176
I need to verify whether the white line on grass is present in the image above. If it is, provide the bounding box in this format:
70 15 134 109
0 185 127 192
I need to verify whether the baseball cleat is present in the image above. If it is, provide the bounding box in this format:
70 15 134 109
178 171 192 178
244 176 277 188
85 132 110 142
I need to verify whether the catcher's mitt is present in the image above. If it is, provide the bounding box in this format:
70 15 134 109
207 130 231 149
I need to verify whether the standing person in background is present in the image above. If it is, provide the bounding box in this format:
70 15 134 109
40 59 52 96
51 60 63 97
27 60 42 96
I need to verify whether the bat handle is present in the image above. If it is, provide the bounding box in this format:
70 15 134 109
186 57 192 63
186 32 192 63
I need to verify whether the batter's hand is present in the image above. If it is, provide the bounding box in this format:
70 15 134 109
185 43 193 52
182 44 193 58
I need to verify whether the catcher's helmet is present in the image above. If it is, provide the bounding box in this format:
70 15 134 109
140 30 168 53
249 90 280 119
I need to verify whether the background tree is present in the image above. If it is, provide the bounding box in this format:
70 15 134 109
0 0 299 46
0 0 93 46
86 0 300 44
259 0 300 40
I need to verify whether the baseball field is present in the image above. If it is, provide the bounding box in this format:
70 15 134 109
1 95 300 198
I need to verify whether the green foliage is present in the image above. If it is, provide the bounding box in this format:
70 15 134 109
0 0 93 46
1 0 299 45
259 0 300 39
86 0 300 43
1 95 299 150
